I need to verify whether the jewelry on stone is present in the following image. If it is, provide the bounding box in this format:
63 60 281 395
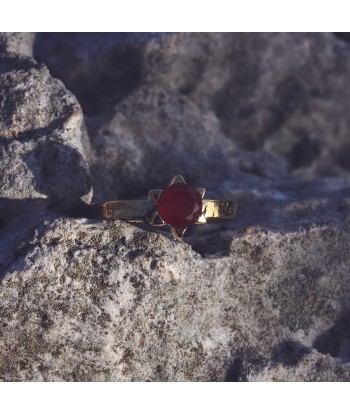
81 175 237 240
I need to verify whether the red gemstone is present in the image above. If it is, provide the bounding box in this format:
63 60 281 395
158 183 203 228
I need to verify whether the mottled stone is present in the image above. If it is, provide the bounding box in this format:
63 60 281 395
34 33 165 115
35 32 350 179
0 203 349 381
0 32 349 382
0 36 92 221
251 350 350 382
0 32 35 56
142 32 350 180
85 86 237 201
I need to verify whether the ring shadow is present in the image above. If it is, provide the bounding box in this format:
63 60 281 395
224 340 311 382
313 310 350 363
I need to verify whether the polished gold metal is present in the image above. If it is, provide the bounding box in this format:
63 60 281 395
202 200 237 221
81 175 237 240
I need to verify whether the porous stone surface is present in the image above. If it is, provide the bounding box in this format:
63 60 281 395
250 349 350 382
34 33 167 115
0 32 349 381
0 37 92 221
35 32 350 180
0 32 35 56
86 86 237 200
0 203 350 381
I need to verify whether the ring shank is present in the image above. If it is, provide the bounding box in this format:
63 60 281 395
202 200 238 222
81 199 237 223
80 200 151 222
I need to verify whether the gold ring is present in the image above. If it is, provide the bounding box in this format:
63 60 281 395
80 175 237 240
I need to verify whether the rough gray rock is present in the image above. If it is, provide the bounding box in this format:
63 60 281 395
35 32 350 179
86 86 238 200
0 192 350 381
132 32 350 180
0 32 350 381
250 350 350 382
34 33 165 115
0 40 92 221
0 32 35 56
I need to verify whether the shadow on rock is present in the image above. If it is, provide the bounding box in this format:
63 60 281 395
225 358 246 382
271 340 311 367
0 211 58 282
34 33 168 116
25 141 90 212
0 197 48 222
225 350 267 382
0 140 91 222
313 310 350 363
188 178 350 257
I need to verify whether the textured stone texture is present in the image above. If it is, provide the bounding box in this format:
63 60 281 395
0 32 35 56
86 86 237 200
133 32 350 180
0 32 349 381
34 33 166 115
35 32 350 180
250 350 350 382
0 39 92 221
0 204 350 381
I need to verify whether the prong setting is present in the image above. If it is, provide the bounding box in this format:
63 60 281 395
85 175 236 242
147 176 225 240
149 211 165 226
196 214 207 224
171 228 187 240
195 187 206 198
148 189 163 205
168 175 186 186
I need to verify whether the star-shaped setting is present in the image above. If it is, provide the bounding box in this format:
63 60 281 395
148 175 206 240
82 175 237 238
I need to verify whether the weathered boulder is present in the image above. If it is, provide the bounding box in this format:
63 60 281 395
0 32 35 56
35 32 350 179
0 32 349 381
86 86 238 200
0 38 92 221
0 198 349 381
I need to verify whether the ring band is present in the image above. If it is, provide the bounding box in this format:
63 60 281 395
81 199 236 222
80 175 237 239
